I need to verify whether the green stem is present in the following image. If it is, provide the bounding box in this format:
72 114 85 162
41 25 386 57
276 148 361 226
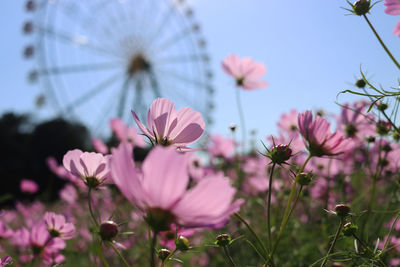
353 234 386 267
382 212 400 253
108 241 130 267
320 220 344 267
267 154 312 264
234 213 269 257
288 185 304 220
88 187 99 226
161 248 177 267
223 246 237 267
363 15 400 70
267 163 276 250
235 87 246 153
99 242 111 267
150 232 157 267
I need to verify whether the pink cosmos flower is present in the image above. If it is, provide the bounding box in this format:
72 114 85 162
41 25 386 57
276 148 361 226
132 98 205 151
0 221 13 239
207 134 235 158
394 21 400 37
110 145 243 231
298 110 351 157
0 256 11 267
28 222 66 265
63 149 111 188
20 179 39 194
91 137 108 154
384 0 400 15
110 118 146 148
222 54 267 90
44 212 75 240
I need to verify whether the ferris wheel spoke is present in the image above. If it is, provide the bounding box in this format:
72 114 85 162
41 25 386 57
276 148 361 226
148 71 162 98
38 62 123 76
132 76 145 118
60 2 115 50
117 77 131 119
146 4 176 48
151 26 194 53
92 90 119 134
64 73 122 112
37 26 121 58
154 67 210 89
153 54 209 65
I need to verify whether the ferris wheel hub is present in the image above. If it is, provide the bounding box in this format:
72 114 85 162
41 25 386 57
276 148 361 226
127 54 151 77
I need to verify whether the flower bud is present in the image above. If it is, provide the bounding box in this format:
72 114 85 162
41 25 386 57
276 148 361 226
342 222 358 237
296 172 314 186
158 248 171 261
355 78 366 88
382 144 392 152
376 120 391 136
175 235 190 251
365 136 375 143
377 103 388 111
215 234 231 247
352 0 371 16
334 204 350 218
229 123 237 132
393 130 400 142
99 221 119 241
268 144 292 164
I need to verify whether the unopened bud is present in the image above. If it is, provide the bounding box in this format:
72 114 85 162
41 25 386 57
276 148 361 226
158 248 171 261
334 204 350 218
296 172 313 186
99 221 119 241
215 234 231 247
352 0 371 16
342 222 358 237
376 120 391 136
175 236 190 251
355 78 366 88
377 103 388 111
268 144 292 164
366 136 375 143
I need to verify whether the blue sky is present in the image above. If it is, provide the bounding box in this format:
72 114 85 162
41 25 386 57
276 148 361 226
1 0 400 144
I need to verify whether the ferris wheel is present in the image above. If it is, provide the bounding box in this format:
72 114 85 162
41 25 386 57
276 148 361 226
23 0 214 134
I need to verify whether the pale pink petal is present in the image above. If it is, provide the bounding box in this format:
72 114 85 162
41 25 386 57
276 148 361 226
168 107 205 146
110 118 128 141
92 138 108 154
131 110 153 139
394 21 400 37
172 174 237 227
242 79 268 90
385 0 400 15
110 144 144 206
146 98 178 139
62 149 84 177
141 146 188 209
221 54 241 77
79 152 108 177
241 58 267 79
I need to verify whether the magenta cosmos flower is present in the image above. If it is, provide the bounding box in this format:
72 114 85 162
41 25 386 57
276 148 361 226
63 149 111 188
385 0 400 15
44 212 75 240
110 118 146 148
0 256 11 267
298 110 351 157
132 98 205 151
20 179 39 194
222 54 267 90
110 145 243 231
